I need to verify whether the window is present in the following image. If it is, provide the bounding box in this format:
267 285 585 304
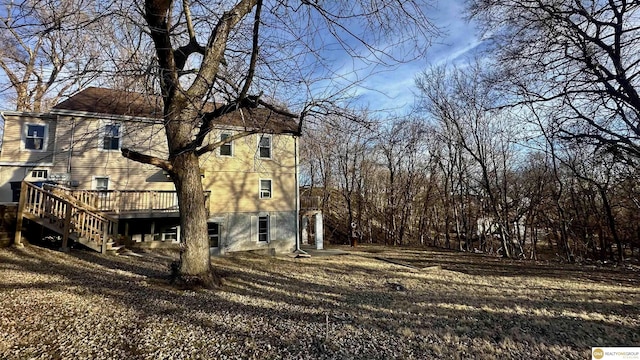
208 222 220 247
102 123 121 150
31 169 48 178
94 177 109 191
25 124 46 150
220 133 233 156
260 179 272 199
258 216 269 242
258 135 271 159
162 226 179 242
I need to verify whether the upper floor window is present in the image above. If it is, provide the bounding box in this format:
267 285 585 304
94 177 109 191
260 179 272 199
220 133 233 156
24 124 46 150
102 123 121 150
258 135 271 159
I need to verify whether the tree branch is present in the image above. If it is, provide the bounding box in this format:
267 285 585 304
186 0 259 100
195 129 260 156
144 0 181 102
121 147 173 172
239 0 262 100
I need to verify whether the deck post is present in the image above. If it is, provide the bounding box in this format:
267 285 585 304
60 204 73 252
315 212 324 250
301 215 309 245
13 182 28 248
149 192 154 213
109 221 117 245
101 221 109 254
149 221 156 242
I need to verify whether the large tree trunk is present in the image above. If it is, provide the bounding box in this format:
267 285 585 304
172 151 212 281
164 104 217 286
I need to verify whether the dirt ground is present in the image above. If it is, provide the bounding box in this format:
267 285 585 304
1 243 639 359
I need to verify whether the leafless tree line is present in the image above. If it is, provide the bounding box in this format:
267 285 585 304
301 0 640 263
301 63 640 263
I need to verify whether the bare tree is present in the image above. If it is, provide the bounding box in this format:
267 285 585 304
469 0 640 160
562 143 626 262
0 0 112 111
116 0 437 285
416 63 522 257
377 118 428 246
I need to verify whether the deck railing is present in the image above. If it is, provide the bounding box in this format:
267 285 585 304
46 185 211 214
300 195 322 211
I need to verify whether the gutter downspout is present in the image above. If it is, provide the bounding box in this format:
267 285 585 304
0 112 6 153
67 116 75 176
293 135 308 256
294 135 301 251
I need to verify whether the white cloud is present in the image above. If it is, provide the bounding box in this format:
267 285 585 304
342 0 485 113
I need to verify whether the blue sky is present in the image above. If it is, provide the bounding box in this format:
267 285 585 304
0 0 483 115
345 0 485 114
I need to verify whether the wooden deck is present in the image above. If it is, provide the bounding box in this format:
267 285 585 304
14 182 211 252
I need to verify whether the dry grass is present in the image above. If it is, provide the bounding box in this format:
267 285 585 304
0 244 639 359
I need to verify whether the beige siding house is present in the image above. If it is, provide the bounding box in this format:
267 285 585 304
0 88 301 254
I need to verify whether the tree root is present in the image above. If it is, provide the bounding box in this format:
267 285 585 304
169 261 223 290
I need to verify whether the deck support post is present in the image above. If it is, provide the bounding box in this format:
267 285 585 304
13 182 27 248
101 222 109 254
301 216 309 245
315 212 323 250
60 204 72 252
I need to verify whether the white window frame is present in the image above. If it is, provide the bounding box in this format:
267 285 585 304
219 132 233 157
259 178 272 199
31 169 48 179
23 123 48 151
93 176 109 191
208 222 221 248
99 122 122 151
258 135 272 159
161 225 180 242
257 215 269 243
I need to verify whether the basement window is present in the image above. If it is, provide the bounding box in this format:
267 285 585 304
208 222 220 248
258 215 269 243
162 226 179 242
31 169 48 178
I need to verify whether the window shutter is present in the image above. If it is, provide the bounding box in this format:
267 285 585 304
250 215 257 242
270 214 277 242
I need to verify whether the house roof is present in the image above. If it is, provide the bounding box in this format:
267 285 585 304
53 87 300 135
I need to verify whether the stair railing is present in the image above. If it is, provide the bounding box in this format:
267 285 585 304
15 182 118 253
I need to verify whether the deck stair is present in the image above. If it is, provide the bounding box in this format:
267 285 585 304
14 182 118 253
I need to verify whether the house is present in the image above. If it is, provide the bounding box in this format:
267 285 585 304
0 87 301 254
